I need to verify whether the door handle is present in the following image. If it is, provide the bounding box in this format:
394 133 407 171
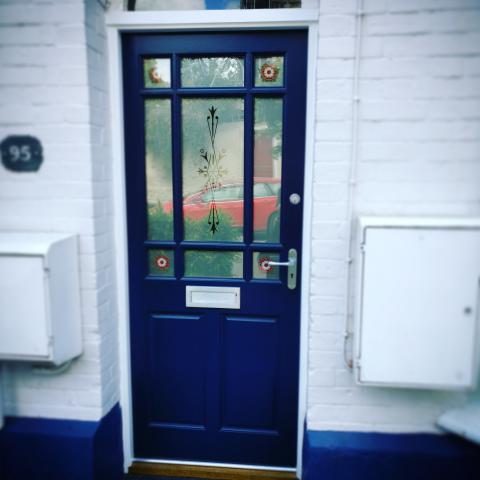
266 248 297 290
266 259 296 267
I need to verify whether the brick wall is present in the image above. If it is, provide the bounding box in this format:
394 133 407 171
0 0 115 421
310 0 480 432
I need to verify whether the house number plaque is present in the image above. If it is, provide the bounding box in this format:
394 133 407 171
1 136 43 172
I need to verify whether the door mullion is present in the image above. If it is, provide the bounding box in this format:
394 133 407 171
243 52 254 281
171 54 184 278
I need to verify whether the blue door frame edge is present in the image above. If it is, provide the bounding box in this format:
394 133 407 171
0 403 124 480
123 30 308 467
303 428 480 480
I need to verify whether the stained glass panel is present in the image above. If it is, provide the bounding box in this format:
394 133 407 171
144 58 171 88
255 56 284 87
148 249 174 276
253 251 280 280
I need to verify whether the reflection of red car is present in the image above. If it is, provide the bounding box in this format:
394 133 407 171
163 178 280 232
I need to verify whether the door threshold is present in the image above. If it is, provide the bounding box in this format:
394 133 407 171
129 460 297 479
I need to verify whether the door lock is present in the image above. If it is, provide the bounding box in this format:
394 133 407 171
266 248 297 290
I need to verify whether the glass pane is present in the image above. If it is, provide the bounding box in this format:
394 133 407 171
243 0 301 6
184 250 243 278
253 251 280 280
182 98 244 242
253 98 283 242
255 56 284 87
144 58 171 88
133 0 301 10
181 57 244 88
145 99 174 240
148 249 174 276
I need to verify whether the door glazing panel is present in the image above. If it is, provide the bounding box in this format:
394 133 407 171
182 98 244 243
148 249 174 277
184 250 243 278
145 98 173 240
253 251 280 280
181 57 244 88
144 58 171 88
255 55 284 87
253 97 283 243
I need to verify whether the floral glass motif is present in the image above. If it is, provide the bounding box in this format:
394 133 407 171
260 63 279 82
258 256 273 273
155 255 170 270
144 58 171 88
148 249 174 276
253 251 280 280
255 56 284 87
198 106 227 235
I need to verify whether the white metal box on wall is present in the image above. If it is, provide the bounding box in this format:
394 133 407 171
0 233 82 365
354 218 480 390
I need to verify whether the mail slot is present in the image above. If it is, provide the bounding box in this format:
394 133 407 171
186 286 240 309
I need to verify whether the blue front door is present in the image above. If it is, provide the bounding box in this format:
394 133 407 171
123 30 307 467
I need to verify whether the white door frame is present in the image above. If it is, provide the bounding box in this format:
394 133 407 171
106 9 318 477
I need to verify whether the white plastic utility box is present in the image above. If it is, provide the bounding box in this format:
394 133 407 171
0 233 82 365
355 218 480 390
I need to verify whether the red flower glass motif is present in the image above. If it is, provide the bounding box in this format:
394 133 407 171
155 255 170 271
260 63 279 82
258 256 273 273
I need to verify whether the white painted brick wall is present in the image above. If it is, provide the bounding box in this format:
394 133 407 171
0 0 116 422
310 0 480 432
1 0 479 436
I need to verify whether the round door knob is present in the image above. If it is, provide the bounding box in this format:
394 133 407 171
289 193 301 205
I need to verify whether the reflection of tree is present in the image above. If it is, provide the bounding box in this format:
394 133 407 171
144 58 170 88
148 206 240 276
186 249 241 278
184 208 240 242
145 100 172 207
182 57 244 87
146 100 171 170
148 202 240 243
255 98 283 162
147 202 173 240
145 67 282 205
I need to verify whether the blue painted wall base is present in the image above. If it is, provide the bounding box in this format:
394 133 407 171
0 403 123 480
303 429 480 480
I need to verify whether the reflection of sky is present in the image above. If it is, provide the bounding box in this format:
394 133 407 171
135 0 303 10
205 0 240 8
152 59 171 85
135 0 241 9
